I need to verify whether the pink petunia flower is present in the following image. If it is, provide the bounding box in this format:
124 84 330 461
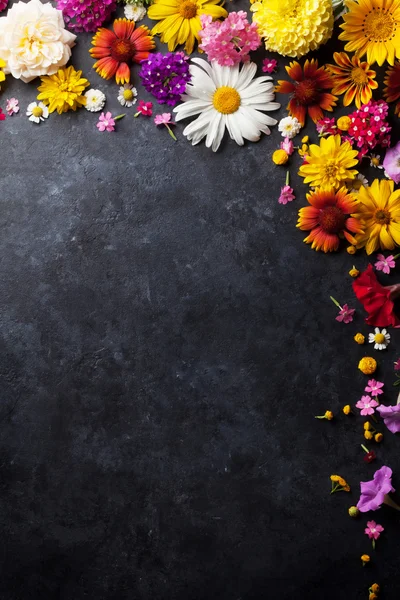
357 466 395 513
336 303 355 323
365 379 384 396
262 58 277 73
375 253 397 274
134 100 153 117
6 97 19 115
356 395 379 416
278 185 295 205
96 112 115 132
280 137 294 155
383 141 400 184
376 404 400 434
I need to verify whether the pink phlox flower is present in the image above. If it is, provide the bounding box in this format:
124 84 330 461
376 404 400 434
6 97 19 115
335 304 355 323
356 395 379 416
316 117 337 135
262 58 277 73
357 466 394 512
278 185 295 205
96 112 115 132
365 379 384 396
154 112 174 126
365 520 384 540
136 100 153 116
375 253 396 274
280 137 294 155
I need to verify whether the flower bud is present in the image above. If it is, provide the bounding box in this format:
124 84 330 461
348 506 359 517
272 149 289 165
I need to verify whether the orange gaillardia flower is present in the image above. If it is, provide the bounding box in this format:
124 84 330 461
384 62 400 115
297 187 363 253
275 59 337 126
90 19 155 84
327 52 378 108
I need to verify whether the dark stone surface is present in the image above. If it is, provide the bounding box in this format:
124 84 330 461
2 1 400 599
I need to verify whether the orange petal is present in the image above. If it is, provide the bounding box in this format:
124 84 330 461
308 104 323 123
113 18 135 39
92 28 116 48
115 62 131 84
288 98 306 126
286 61 303 82
94 57 118 80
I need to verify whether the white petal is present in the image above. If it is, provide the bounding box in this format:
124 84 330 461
205 112 223 152
174 99 212 121
225 114 244 146
236 62 258 91
183 106 215 137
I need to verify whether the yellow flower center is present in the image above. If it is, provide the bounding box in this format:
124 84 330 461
374 333 385 344
123 89 134 101
178 0 198 19
351 66 368 85
371 156 380 166
32 106 43 117
364 9 395 42
374 208 391 225
323 159 339 182
212 86 241 114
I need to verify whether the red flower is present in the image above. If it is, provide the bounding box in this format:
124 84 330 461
275 59 337 126
352 264 400 327
364 451 376 464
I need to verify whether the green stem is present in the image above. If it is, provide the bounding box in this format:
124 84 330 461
285 171 290 186
371 414 378 424
167 125 177 141
361 444 369 453
393 253 400 260
114 114 126 121
330 296 342 309
372 539 375 550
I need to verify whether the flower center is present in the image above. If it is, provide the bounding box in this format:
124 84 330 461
213 86 241 114
111 39 134 62
352 178 363 191
32 106 43 117
374 333 385 344
351 66 368 85
319 206 346 233
371 156 380 166
323 158 340 182
294 78 319 106
374 208 391 224
178 0 198 19
363 9 395 41
123 89 134 101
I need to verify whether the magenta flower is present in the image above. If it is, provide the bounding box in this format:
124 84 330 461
357 466 395 513
375 253 397 274
6 98 19 115
262 58 277 73
134 100 153 117
0 0 8 12
356 395 379 416
336 303 355 323
365 520 384 540
278 185 295 205
96 112 117 132
376 404 400 434
56 0 116 32
383 141 400 184
154 112 177 141
365 379 384 397
280 137 294 155
395 358 400 371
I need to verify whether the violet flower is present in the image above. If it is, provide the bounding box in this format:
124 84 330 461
376 404 400 434
383 141 400 184
357 466 395 512
139 52 191 107
56 0 116 32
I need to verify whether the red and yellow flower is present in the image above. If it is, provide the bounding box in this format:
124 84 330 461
276 59 337 126
90 18 155 85
327 52 377 109
384 62 400 115
297 187 363 252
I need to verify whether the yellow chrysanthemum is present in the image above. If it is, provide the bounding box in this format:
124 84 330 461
353 179 400 254
339 0 400 66
148 0 227 54
298 135 359 189
37 66 90 115
251 0 333 58
0 58 6 88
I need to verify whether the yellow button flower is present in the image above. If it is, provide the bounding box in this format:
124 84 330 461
272 149 289 165
349 266 359 277
337 115 351 131
347 245 356 254
358 357 377 375
364 431 373 440
361 554 370 566
342 405 351 415
375 433 383 443
354 333 365 344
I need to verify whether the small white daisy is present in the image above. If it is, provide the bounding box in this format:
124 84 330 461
26 101 48 124
173 58 280 152
370 154 384 169
278 116 301 139
350 173 368 193
124 4 147 21
84 89 106 112
117 83 138 108
368 327 390 350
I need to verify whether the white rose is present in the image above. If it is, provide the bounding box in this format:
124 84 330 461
0 0 76 83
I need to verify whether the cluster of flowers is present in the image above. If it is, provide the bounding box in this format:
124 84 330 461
139 52 191 106
55 0 117 32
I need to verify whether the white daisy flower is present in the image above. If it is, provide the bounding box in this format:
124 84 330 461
84 89 106 112
350 173 368 193
370 154 384 169
124 4 147 21
173 58 280 152
368 327 390 350
117 83 138 107
278 116 301 139
26 101 48 124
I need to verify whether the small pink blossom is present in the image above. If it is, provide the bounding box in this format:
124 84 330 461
0 107 5 121
280 137 294 155
375 253 396 274
0 0 8 12
335 303 355 323
6 97 19 115
394 358 400 371
365 379 384 396
262 58 277 73
316 117 337 136
154 112 174 126
96 112 115 132
365 520 384 540
356 395 379 416
278 185 295 205
135 100 153 117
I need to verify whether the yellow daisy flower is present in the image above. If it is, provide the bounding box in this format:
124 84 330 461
37 66 90 114
298 135 359 189
148 0 227 54
339 0 400 66
353 179 400 254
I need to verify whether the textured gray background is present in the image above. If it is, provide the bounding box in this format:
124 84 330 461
1 1 400 598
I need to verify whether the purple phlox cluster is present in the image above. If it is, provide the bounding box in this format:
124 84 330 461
198 11 261 67
56 0 116 32
139 52 191 107
347 100 391 159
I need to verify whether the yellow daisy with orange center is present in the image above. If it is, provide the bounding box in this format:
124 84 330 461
327 52 378 108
